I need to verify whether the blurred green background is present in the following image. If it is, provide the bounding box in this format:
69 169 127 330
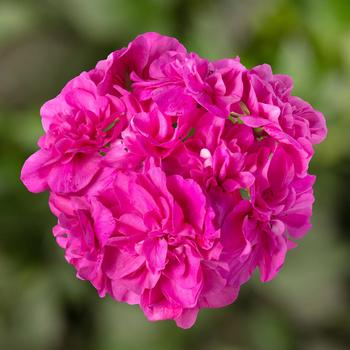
0 0 349 349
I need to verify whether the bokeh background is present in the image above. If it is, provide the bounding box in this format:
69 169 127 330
0 0 349 349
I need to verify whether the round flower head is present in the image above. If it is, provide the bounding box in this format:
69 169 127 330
21 32 327 328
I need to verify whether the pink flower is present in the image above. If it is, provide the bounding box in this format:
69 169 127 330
184 56 246 118
50 165 239 328
122 103 200 158
21 32 327 328
21 71 127 193
240 64 327 148
96 32 187 100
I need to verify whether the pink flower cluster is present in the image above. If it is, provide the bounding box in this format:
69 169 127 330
21 32 327 328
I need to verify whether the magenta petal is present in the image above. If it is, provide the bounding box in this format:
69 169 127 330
259 234 288 282
65 88 98 114
175 308 199 329
143 237 168 273
20 149 52 193
240 116 271 127
200 266 239 308
91 198 115 246
162 246 203 308
268 147 294 190
141 288 182 322
110 280 140 304
103 247 145 280
167 175 207 231
47 154 100 193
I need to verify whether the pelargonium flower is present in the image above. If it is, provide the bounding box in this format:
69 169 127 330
21 71 128 193
50 163 239 328
21 32 327 328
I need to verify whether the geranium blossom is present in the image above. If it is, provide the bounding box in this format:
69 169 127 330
21 32 327 328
